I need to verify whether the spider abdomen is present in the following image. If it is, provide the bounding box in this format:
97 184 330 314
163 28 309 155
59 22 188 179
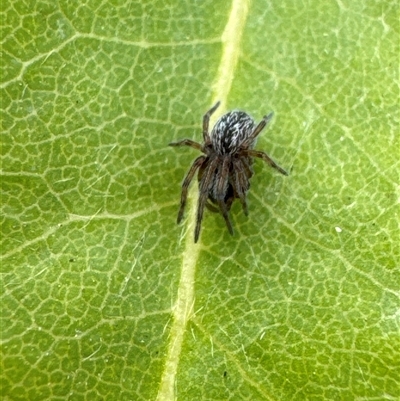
211 111 255 155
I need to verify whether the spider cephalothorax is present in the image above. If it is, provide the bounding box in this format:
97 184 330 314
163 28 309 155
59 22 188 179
169 101 288 243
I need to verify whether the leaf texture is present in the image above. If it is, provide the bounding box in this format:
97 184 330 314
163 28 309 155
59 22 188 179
1 0 399 400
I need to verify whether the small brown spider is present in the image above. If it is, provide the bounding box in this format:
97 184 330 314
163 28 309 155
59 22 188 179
169 101 288 243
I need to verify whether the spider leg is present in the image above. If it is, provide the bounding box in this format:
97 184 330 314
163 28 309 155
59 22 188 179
203 101 220 142
215 157 234 235
225 190 235 212
218 200 234 235
169 139 202 151
243 149 288 175
177 155 206 224
241 112 274 148
195 158 219 243
197 162 220 213
232 158 250 216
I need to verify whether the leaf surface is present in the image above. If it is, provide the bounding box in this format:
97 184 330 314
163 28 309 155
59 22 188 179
1 0 399 400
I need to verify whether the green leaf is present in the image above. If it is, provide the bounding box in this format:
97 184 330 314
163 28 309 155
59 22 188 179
1 0 399 400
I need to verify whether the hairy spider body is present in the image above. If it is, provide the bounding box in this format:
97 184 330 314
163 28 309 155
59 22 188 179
169 101 288 243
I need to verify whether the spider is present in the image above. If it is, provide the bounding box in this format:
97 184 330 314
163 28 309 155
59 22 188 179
169 101 288 243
